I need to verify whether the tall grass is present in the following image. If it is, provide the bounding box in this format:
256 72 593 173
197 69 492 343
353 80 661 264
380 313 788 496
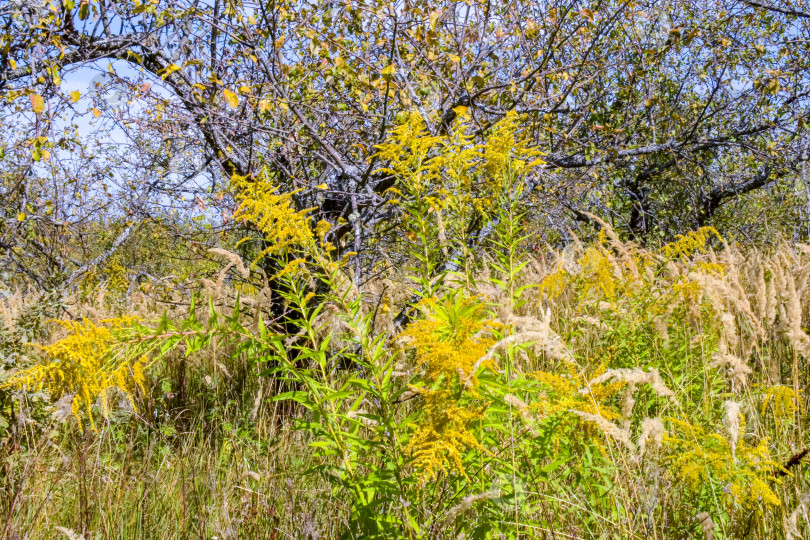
3 215 810 538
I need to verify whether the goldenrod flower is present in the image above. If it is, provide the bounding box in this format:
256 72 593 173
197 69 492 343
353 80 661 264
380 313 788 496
0 317 147 431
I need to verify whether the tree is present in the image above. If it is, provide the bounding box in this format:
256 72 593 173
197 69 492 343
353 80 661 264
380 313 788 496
1 0 809 291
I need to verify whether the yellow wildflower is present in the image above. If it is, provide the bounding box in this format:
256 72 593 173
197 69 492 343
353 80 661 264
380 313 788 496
231 167 314 266
0 317 147 431
399 296 498 386
405 388 487 483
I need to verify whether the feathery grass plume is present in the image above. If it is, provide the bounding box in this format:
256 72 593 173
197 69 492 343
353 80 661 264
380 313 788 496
477 307 574 380
751 251 768 319
719 254 763 338
240 470 263 482
443 490 501 523
569 410 635 452
347 409 379 429
764 261 779 328
559 245 581 276
580 212 640 279
206 248 250 300
785 492 810 540
209 248 249 278
710 340 752 391
773 256 788 318
0 290 17 330
52 392 75 422
783 270 810 357
54 527 85 540
724 401 742 461
579 367 675 400
638 417 664 458
696 512 715 540
621 383 636 420
577 314 608 331
0 317 147 431
435 209 450 259
565 226 584 251
311 302 354 351
796 246 810 295
689 271 740 349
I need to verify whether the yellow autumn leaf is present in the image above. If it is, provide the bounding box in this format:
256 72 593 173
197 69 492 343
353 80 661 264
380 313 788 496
30 94 45 114
223 89 239 109
429 10 442 30
17 213 26 221
381 64 396 81
239 85 252 94
69 90 81 103
316 183 328 190
161 64 181 79
448 54 460 64
92 108 101 117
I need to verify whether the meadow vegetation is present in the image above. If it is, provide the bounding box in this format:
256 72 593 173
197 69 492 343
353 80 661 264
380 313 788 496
3 112 810 539
4 0 810 536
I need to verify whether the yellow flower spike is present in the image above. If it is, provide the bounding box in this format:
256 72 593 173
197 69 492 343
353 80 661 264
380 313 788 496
400 296 498 387
231 167 315 269
662 226 723 260
404 388 488 484
0 317 148 431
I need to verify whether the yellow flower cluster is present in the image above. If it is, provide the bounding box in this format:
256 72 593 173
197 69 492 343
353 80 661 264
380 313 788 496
532 361 625 421
539 225 725 318
400 296 499 482
664 418 781 510
405 389 487 483
662 227 722 260
578 245 617 303
539 232 618 304
760 384 801 419
0 317 146 430
375 109 544 219
231 166 314 266
399 296 498 385
481 110 546 179
79 254 128 298
375 111 446 194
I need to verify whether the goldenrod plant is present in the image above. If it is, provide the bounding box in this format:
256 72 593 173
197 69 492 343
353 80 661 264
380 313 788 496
1 317 146 431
